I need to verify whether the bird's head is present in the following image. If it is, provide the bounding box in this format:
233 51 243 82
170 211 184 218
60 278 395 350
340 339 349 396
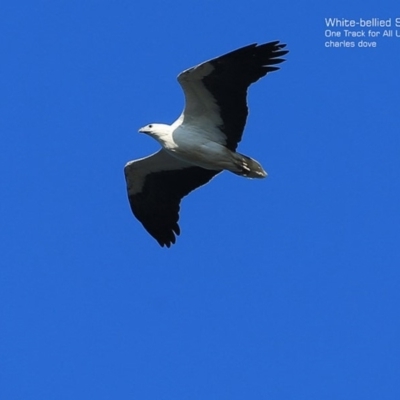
138 124 155 135
138 123 172 142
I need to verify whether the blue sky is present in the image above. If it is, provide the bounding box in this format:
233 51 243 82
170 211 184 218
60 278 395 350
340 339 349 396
1 1 400 399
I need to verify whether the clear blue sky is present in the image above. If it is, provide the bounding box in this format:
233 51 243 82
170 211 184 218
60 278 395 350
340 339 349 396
1 1 399 399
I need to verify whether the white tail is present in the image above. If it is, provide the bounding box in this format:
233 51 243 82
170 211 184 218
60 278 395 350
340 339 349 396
231 152 267 178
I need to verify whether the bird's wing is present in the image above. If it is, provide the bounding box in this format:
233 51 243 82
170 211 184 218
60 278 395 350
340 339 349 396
177 41 288 151
124 150 221 247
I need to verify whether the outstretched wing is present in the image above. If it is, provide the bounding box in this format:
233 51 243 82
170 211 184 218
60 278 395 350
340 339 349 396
177 41 288 151
124 150 220 247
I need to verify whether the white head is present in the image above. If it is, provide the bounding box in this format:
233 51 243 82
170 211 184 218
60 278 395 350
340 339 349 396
138 123 173 145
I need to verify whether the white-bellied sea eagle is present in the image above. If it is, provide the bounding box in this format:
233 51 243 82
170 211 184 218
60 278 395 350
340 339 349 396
124 41 288 247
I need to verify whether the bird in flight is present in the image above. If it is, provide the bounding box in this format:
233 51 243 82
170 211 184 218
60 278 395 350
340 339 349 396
124 41 288 247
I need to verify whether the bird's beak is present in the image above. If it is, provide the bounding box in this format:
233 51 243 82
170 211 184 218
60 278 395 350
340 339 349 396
138 127 145 134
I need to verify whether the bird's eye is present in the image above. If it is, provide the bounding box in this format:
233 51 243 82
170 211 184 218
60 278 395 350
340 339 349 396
148 124 153 129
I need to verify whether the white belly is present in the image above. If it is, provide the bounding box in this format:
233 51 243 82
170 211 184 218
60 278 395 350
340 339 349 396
165 126 234 171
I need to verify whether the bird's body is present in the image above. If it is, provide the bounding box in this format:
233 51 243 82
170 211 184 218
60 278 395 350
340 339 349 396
137 122 264 176
125 41 288 247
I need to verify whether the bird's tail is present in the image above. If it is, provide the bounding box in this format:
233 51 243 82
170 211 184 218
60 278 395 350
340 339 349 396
231 152 267 178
